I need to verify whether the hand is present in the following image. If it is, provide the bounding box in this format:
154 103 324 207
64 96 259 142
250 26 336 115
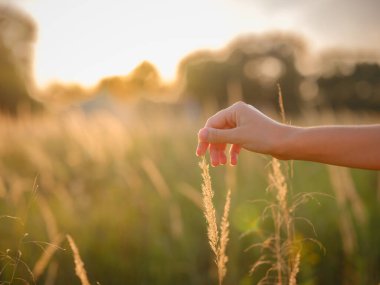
196 101 286 166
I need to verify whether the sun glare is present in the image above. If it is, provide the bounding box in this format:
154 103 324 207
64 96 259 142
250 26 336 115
15 0 258 87
13 0 380 88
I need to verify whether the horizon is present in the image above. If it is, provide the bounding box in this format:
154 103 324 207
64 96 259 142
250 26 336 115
6 0 380 88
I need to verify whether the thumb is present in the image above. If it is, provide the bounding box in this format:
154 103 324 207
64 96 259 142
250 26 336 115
199 127 240 144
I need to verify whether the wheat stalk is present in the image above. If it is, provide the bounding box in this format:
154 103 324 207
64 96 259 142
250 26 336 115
289 250 300 285
249 86 303 284
67 234 91 285
200 157 219 255
199 157 231 285
32 234 63 280
218 188 231 285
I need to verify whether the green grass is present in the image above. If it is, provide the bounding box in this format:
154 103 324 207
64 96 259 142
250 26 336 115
0 108 378 285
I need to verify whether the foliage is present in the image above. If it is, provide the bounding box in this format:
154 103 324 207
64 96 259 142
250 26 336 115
0 5 43 116
0 108 379 284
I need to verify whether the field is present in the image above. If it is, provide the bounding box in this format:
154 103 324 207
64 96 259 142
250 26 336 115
0 103 379 285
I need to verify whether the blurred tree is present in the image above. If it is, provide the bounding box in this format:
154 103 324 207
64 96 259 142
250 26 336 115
0 5 43 116
178 33 306 113
318 63 380 111
40 82 91 107
98 61 164 99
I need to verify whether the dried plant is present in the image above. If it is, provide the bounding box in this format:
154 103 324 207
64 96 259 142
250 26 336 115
32 235 63 280
289 251 300 285
67 235 91 285
248 157 299 284
218 189 231 284
248 86 313 285
199 157 231 285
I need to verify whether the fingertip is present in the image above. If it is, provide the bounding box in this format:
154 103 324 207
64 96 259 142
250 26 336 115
230 153 238 166
219 153 227 165
198 128 209 142
196 142 208 156
210 147 219 167
229 144 241 165
210 155 219 167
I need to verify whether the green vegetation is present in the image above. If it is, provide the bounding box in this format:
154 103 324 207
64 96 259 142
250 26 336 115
0 108 378 285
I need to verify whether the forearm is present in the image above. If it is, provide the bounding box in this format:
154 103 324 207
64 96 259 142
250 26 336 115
273 125 380 170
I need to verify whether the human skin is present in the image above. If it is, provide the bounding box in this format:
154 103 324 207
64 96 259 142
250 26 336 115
196 101 380 170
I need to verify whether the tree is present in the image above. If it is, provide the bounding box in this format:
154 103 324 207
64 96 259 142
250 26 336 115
98 61 163 99
0 5 42 115
177 33 306 113
318 63 380 111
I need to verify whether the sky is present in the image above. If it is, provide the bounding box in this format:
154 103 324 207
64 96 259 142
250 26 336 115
5 0 380 87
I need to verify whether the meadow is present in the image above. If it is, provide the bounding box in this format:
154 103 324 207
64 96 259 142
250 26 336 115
0 103 379 285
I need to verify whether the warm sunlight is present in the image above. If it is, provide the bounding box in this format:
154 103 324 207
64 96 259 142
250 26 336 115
11 0 380 87
1 1 380 284
15 0 266 87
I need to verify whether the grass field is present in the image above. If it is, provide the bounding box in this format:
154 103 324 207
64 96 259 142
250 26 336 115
0 104 379 285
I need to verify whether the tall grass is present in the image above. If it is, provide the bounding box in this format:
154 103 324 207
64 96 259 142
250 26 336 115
0 106 378 284
67 235 91 285
200 157 231 285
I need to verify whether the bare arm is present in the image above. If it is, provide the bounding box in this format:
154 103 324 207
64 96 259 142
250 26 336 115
276 125 380 170
196 102 380 170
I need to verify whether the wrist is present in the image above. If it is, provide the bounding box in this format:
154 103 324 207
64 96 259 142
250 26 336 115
271 124 301 160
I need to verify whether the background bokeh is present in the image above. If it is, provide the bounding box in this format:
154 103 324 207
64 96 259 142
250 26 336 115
0 1 379 284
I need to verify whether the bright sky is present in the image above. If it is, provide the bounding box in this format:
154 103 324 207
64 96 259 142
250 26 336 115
6 0 380 87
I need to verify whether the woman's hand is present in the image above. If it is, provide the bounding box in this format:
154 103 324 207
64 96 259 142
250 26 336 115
196 101 380 170
196 101 287 166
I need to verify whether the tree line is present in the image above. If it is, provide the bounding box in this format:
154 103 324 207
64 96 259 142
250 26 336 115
1 5 380 116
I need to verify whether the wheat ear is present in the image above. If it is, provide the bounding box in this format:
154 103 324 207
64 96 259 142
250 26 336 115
218 188 231 285
67 235 91 285
199 157 231 285
289 251 301 285
200 157 219 255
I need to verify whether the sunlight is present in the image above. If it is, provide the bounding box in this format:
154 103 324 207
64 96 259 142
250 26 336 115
16 0 264 87
12 0 380 87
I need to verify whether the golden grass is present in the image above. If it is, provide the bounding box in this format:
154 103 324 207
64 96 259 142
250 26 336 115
67 234 91 285
248 157 301 284
289 250 300 285
248 86 303 284
32 234 63 280
199 157 231 285
0 108 377 284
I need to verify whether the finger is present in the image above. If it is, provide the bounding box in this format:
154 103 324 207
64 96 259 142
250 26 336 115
218 143 227 165
201 127 240 144
210 144 220 167
230 144 241 166
196 128 209 156
198 128 208 142
196 141 209 156
205 105 237 129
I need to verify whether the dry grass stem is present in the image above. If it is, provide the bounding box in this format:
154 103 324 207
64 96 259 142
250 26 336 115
32 235 63 280
249 86 307 284
199 157 231 285
44 261 59 285
200 157 219 255
67 235 91 285
218 189 231 285
141 158 171 200
289 251 301 285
